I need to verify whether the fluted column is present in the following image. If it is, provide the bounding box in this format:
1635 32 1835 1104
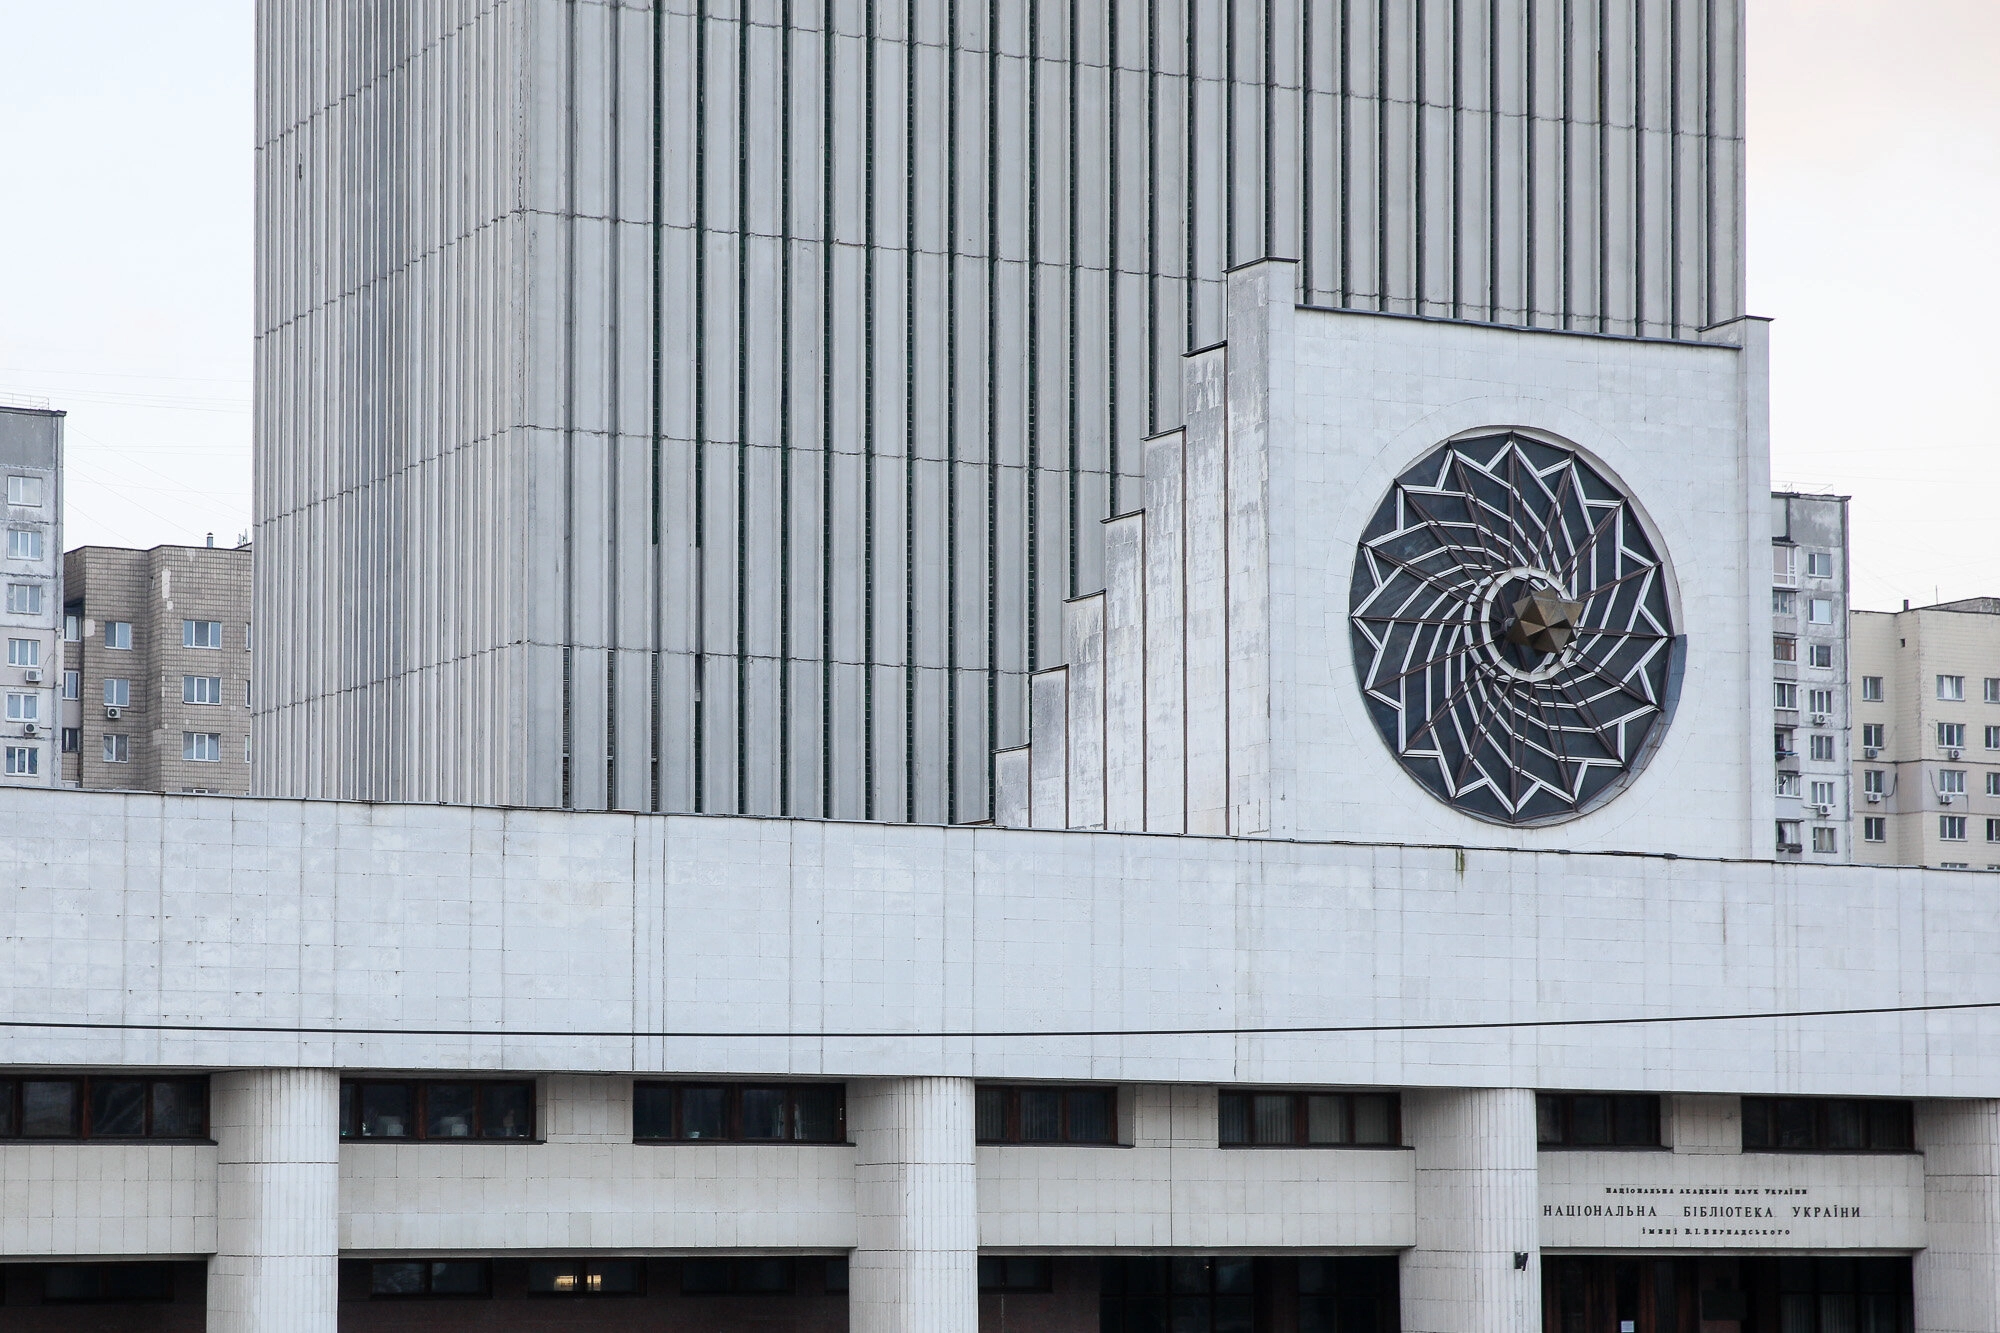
1401 1088 1541 1333
208 1068 340 1332
849 1076 978 1333
1916 1100 2000 1333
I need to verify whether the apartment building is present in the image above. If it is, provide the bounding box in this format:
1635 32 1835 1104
0 404 63 790
1851 598 2000 870
60 541 254 794
1770 490 1853 861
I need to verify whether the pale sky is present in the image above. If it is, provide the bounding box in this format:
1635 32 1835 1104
1 2 1994 610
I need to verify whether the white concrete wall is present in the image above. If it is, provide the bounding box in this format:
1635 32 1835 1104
0 1142 215 1257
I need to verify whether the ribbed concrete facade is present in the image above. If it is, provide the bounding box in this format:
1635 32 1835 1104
850 1077 979 1332
253 0 1747 820
1915 1101 2000 1333
1402 1089 1541 1333
208 1069 340 1332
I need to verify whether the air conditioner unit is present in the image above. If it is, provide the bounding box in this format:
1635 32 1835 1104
104 706 121 720
1949 748 1963 761
1811 714 1829 726
1813 803 1834 816
1941 794 1956 806
1866 792 1882 804
20 721 37 736
23 668 42 683
1864 746 1880 759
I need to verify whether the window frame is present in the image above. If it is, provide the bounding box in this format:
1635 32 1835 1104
1772 634 1797 663
38 1263 177 1305
4 744 39 776
975 1084 1120 1146
977 1257 1054 1293
1861 675 1883 702
1774 682 1798 711
1807 596 1835 625
6 582 45 615
182 619 225 649
1863 817 1886 843
1811 826 1838 855
337 1078 539 1142
367 1259 492 1299
1862 722 1885 750
1216 1089 1402 1148
103 621 131 650
182 674 224 705
1809 734 1836 763
6 475 44 507
1942 815 1968 842
1536 1092 1663 1149
183 731 222 763
62 669 78 699
631 1080 847 1144
102 677 130 708
7 527 44 561
1741 1097 1914 1153
1805 551 1833 579
1939 722 1967 751
0 1075 208 1141
101 733 130 764
5 636 36 667
526 1259 647 1298
5 691 38 723
679 1257 798 1296
1939 675 1967 702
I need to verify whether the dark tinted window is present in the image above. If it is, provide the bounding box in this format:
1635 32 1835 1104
0 1077 205 1141
978 1086 1119 1145
979 1257 1052 1291
1743 1098 1913 1152
682 1258 795 1295
369 1260 490 1298
527 1259 644 1296
633 1083 844 1143
339 1081 535 1141
41 1264 174 1303
1218 1091 1399 1147
1537 1094 1661 1148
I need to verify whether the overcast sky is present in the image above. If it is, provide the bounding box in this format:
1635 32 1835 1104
1 1 1994 610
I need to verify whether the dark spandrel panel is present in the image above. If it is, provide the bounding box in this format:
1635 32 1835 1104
152 1080 205 1139
740 1087 787 1140
21 1080 77 1137
793 1085 842 1142
425 1084 478 1139
89 1080 146 1137
680 1086 726 1140
632 1084 674 1139
481 1083 533 1139
359 1084 413 1139
427 1261 487 1296
370 1262 427 1296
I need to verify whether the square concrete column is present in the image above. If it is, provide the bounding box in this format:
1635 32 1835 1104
1401 1087 1541 1333
208 1068 340 1332
1916 1100 2000 1332
849 1076 979 1333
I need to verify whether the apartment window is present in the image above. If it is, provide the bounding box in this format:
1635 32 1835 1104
1773 590 1797 615
369 1261 491 1298
1808 643 1834 668
1810 735 1836 762
1218 1090 1399 1147
1863 770 1885 796
1864 817 1886 843
681 1258 795 1295
1942 863 1970 870
1809 780 1835 806
5 582 43 615
0 1076 206 1139
1989 774 2000 797
1942 816 1968 842
1988 727 2000 751
1773 635 1797 663
102 678 129 708
7 527 43 560
1812 826 1838 854
1536 1093 1661 1148
1775 772 1800 798
526 1260 644 1297
60 726 78 753
977 1085 1116 1144
61 669 77 699
1861 676 1883 702
632 1082 843 1143
978 1258 1054 1293
1775 727 1796 758
1987 677 2000 704
1862 723 1885 750
244 735 252 763
183 732 221 762
183 619 223 649
1805 551 1833 578
1742 1098 1913 1152
1939 675 1966 701
1774 682 1798 711
41 1264 176 1303
102 734 130 764
4 745 37 776
5 691 38 722
1940 723 1967 751
1807 688 1834 716
1808 597 1835 625
1988 819 2000 844
5 636 36 667
1941 770 1967 796
6 475 43 506
1772 546 1797 585
62 608 79 640
104 620 131 650
182 675 223 705
339 1080 535 1140
1777 820 1802 852
244 622 251 650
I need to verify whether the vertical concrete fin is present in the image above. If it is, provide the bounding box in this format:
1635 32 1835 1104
1916 1099 2000 1333
991 746 1031 829
1064 594 1108 832
1027 668 1070 830
850 1077 979 1333
1402 1087 1542 1333
1181 346 1232 836
1102 512 1148 832
208 1068 340 1333
1142 429 1189 835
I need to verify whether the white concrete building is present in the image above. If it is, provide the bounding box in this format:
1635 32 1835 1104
8 265 2000 1333
0 404 63 790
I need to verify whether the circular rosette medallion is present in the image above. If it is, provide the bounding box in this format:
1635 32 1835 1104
1348 431 1678 825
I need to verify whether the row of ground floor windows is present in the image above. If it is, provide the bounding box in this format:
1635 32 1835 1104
0 1255 1913 1331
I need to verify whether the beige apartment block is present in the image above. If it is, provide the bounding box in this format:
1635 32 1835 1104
1851 599 2000 870
61 541 253 794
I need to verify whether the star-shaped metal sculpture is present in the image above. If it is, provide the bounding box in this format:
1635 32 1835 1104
1507 588 1585 655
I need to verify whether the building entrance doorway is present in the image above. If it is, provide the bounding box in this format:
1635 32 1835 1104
1542 1255 1913 1333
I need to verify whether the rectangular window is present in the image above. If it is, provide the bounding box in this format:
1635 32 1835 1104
6 636 36 667
1217 1090 1400 1147
183 619 224 649
60 726 78 753
1101 1258 1261 1330
1989 774 2000 798
183 732 221 762
102 734 130 764
680 1258 795 1296
5 583 43 615
1775 728 1796 758
4 745 38 776
1775 772 1800 798
1941 770 1967 795
7 527 43 561
1807 688 1834 716
339 1080 536 1141
5 691 38 722
62 609 79 640
526 1259 645 1297
1536 1093 1662 1148
1810 734 1836 762
1805 551 1834 578
1987 726 2000 751
1863 769 1885 795
1940 723 1967 751
102 678 129 707
1777 820 1802 851
1772 590 1797 615
1808 597 1835 625
632 1081 844 1143
1988 819 2000 844
1864 817 1886 843
1742 1097 1913 1152
1942 815 1968 842
1808 643 1833 668
1862 676 1883 702
1774 682 1798 711
0 1076 206 1140
975 1085 1118 1145
369 1260 491 1298
1863 723 1885 750
62 669 78 699
1987 678 2000 704
104 621 131 649
1812 826 1838 854
1772 546 1797 586
182 675 223 705
1772 635 1797 663
41 1264 176 1304
1810 780 1835 806
978 1258 1054 1293
1939 675 1967 701
6 475 44 506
